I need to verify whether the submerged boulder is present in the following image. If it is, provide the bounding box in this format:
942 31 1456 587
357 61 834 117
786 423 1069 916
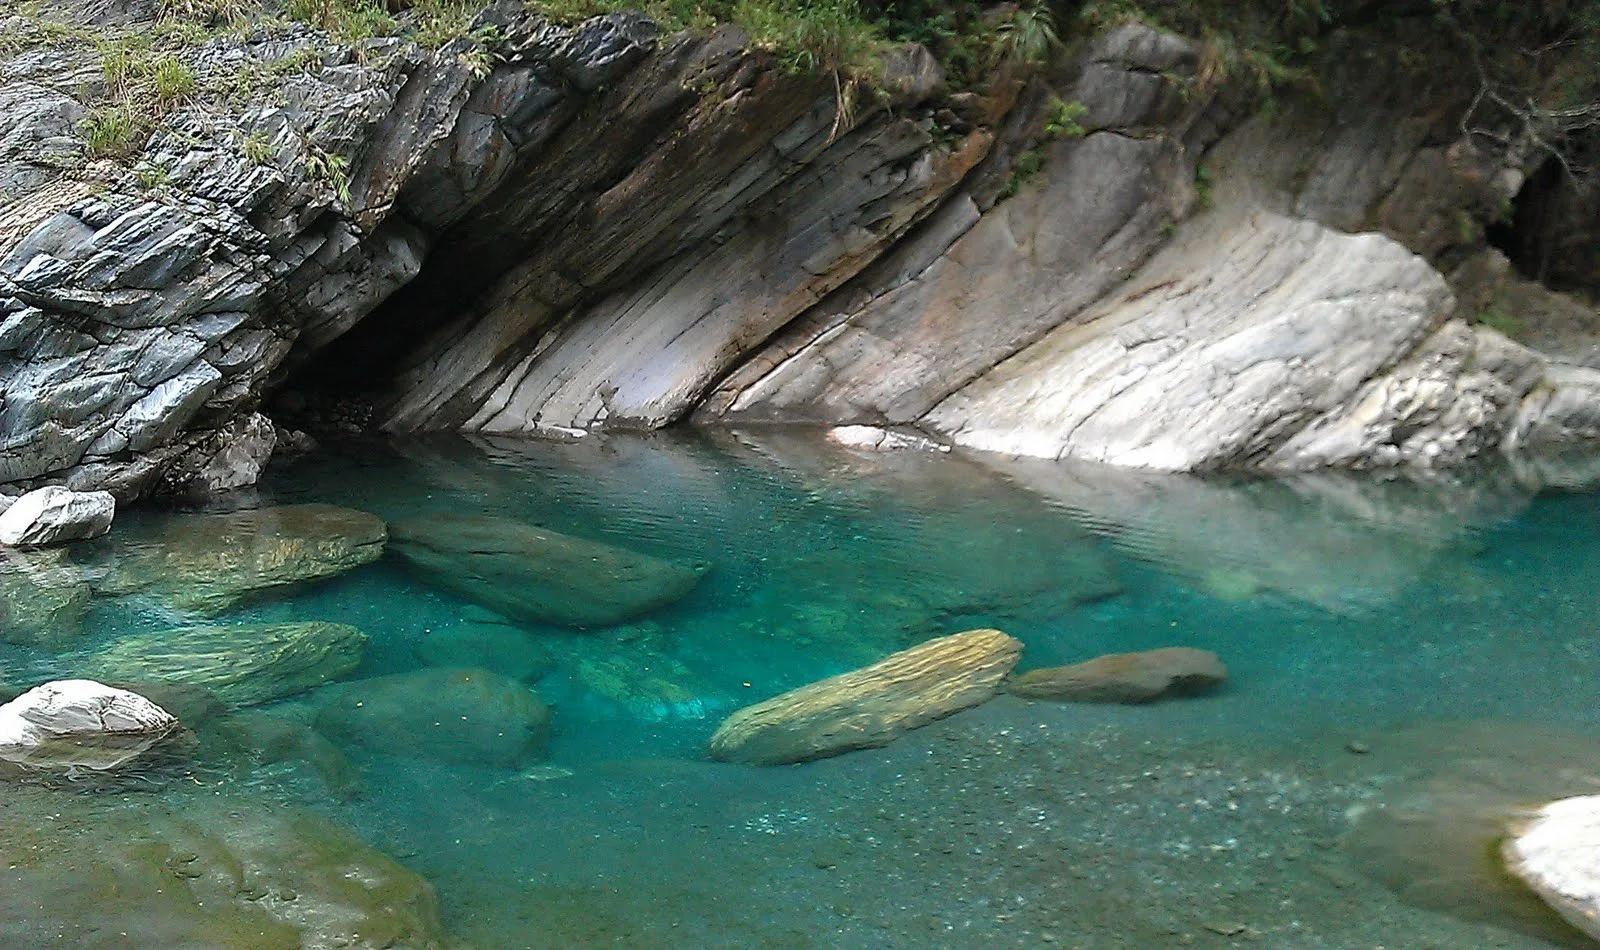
0 788 448 949
0 679 179 772
388 513 706 628
1504 796 1600 942
1343 721 1600 947
88 621 367 708
314 667 551 769
0 547 91 647
709 628 1022 766
0 487 114 546
412 621 554 683
98 504 387 616
1009 647 1227 703
211 708 361 801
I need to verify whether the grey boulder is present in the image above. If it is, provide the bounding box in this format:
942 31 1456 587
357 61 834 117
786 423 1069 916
0 678 179 771
0 486 114 546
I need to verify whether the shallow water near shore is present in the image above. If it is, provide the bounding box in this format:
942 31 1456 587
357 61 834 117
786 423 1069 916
6 428 1600 948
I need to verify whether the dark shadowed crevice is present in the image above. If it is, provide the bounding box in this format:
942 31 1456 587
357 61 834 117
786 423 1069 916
1486 156 1567 287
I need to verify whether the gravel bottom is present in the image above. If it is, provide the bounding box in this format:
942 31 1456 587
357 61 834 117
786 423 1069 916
314 697 1590 949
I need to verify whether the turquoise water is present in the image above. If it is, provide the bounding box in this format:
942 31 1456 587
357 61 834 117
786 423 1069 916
6 428 1600 948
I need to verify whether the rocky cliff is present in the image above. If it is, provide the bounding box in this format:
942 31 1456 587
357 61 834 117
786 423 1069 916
1 1 1597 499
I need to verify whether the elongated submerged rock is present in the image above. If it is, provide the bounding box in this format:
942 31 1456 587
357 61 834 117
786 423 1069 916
709 628 1022 766
88 621 367 707
1009 647 1226 703
388 513 706 628
99 504 386 616
1503 795 1600 942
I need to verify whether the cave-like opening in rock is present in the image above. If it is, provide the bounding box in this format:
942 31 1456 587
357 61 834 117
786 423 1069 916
1486 156 1569 286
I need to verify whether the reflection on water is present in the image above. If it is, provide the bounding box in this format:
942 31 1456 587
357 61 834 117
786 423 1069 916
2 429 1600 948
988 457 1532 614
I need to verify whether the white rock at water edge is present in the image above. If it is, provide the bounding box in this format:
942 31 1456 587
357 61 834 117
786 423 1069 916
827 425 950 453
0 679 176 747
1502 794 1600 941
0 486 115 546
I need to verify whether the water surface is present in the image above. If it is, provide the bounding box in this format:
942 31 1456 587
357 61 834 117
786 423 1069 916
5 429 1600 948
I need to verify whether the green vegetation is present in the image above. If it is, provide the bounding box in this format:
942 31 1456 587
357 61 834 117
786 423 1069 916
1476 305 1523 339
996 94 1085 201
79 39 201 159
240 130 277 165
80 105 144 161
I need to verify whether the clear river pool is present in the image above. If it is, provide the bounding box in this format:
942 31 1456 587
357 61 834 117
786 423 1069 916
3 428 1599 948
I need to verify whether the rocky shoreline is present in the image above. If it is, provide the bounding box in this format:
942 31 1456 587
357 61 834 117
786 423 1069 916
1 2 1598 509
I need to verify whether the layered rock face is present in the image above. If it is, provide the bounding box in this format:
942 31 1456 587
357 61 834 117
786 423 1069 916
2 4 1597 494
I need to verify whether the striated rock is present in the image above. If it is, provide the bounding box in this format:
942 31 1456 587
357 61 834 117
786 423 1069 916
99 503 386 615
88 621 367 708
923 212 1457 468
0 788 448 949
0 679 178 772
0 546 90 646
1504 796 1600 942
389 512 705 628
314 667 550 769
708 628 1022 766
701 26 1202 427
0 486 113 545
1009 647 1226 703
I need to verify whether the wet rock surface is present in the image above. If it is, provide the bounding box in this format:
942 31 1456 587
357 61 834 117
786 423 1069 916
97 503 386 616
0 679 179 772
313 667 551 769
709 628 1022 765
1342 721 1600 948
0 787 448 950
1011 647 1227 703
88 621 368 707
1505 795 1600 942
389 512 706 628
0 486 113 546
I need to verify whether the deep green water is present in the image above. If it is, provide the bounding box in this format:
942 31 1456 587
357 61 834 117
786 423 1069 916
6 428 1600 948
